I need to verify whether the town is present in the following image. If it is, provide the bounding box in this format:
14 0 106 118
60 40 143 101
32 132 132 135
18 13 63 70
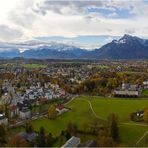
0 59 147 147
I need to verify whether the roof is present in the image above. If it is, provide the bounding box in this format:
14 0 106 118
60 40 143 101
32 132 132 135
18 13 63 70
19 132 38 142
62 136 80 147
9 105 17 111
56 104 65 110
0 113 5 120
79 140 97 147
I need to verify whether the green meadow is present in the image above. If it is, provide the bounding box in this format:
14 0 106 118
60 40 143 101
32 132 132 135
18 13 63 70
32 96 148 146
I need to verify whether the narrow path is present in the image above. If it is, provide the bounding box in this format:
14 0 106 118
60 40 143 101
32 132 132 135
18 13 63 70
121 122 148 127
80 98 106 121
79 98 148 146
80 98 148 127
64 95 78 105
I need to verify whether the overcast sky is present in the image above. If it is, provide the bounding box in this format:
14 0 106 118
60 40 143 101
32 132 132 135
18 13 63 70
0 0 148 48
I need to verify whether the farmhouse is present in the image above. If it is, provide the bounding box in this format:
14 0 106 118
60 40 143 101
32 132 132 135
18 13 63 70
56 104 69 115
114 83 141 97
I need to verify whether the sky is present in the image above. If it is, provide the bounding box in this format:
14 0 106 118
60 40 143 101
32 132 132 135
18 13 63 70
0 0 148 48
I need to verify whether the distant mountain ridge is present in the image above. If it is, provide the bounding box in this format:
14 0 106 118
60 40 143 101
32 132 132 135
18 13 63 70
94 34 148 59
0 34 148 59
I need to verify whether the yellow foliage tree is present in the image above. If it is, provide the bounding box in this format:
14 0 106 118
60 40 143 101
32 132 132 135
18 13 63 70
48 105 57 119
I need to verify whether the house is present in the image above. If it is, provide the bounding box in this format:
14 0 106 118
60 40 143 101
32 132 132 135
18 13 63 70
9 105 19 118
56 104 69 115
19 108 31 119
19 132 38 142
130 110 144 122
28 92 36 100
143 80 148 89
114 83 141 97
62 136 80 147
0 93 11 105
45 90 53 100
0 113 8 126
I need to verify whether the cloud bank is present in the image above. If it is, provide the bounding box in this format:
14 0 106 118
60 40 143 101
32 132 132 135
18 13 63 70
0 0 148 43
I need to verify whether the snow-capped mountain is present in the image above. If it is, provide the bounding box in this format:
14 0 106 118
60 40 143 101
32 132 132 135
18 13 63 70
0 34 148 59
91 34 148 59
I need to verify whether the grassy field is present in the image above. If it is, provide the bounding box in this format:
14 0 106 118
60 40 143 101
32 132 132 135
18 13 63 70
31 96 148 146
22 64 47 68
142 89 148 96
33 99 97 136
89 96 148 122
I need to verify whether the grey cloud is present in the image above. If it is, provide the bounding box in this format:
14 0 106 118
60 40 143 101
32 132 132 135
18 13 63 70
0 25 23 41
125 29 136 35
32 0 104 15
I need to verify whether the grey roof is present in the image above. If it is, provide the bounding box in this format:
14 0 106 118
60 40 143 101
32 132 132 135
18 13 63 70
19 132 38 142
79 140 97 147
62 136 80 147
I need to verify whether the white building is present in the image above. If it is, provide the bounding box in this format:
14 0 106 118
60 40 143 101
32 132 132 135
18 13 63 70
0 113 8 126
20 108 31 119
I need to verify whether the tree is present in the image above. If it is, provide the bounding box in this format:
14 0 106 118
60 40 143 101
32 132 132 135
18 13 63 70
98 136 114 147
67 121 73 133
25 121 34 133
36 126 46 147
48 105 57 119
0 124 6 145
67 122 78 136
90 119 100 134
65 130 71 140
107 113 119 141
143 109 148 123
46 132 54 147
8 135 28 147
73 123 78 136
5 105 10 120
97 129 114 147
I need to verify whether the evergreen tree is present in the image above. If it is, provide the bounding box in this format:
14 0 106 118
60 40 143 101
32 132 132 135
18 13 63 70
36 126 46 147
107 113 119 141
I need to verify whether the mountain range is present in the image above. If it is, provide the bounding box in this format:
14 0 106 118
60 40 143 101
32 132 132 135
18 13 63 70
0 34 148 59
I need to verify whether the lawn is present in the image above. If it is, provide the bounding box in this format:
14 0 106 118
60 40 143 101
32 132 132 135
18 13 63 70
89 96 148 122
142 89 148 96
33 99 98 136
22 64 47 69
31 96 148 146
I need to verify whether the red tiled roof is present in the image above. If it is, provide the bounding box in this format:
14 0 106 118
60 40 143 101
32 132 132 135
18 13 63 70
9 105 17 111
56 104 65 110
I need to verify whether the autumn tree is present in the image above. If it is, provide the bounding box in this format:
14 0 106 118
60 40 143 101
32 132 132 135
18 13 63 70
8 135 28 147
97 128 114 147
25 121 34 133
143 109 148 123
67 122 78 136
48 105 57 119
